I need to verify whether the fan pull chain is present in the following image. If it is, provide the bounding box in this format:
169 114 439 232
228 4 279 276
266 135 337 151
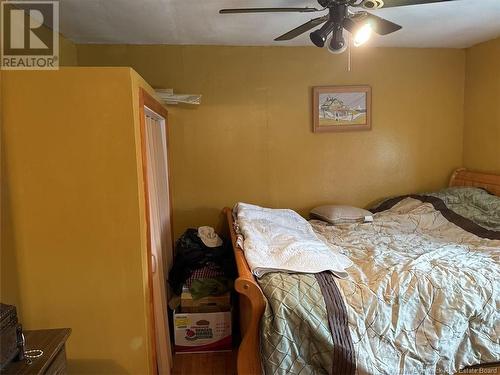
347 33 352 72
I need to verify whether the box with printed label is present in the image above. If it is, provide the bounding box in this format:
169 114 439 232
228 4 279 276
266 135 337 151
180 291 231 313
174 309 232 353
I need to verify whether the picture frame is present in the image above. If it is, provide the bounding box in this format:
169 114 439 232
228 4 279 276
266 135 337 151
312 85 372 133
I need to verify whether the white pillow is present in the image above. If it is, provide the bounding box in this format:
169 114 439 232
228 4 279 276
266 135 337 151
310 205 373 225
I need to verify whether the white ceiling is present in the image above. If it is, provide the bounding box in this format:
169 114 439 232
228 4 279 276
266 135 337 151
55 0 500 48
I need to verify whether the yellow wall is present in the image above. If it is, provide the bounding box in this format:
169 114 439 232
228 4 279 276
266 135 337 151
37 26 78 66
463 37 500 173
37 24 78 65
77 45 465 237
1 67 152 374
59 33 78 66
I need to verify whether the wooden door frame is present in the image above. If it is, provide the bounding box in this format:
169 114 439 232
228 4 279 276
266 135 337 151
138 88 173 374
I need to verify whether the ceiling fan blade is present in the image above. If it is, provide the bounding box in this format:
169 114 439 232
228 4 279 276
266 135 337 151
274 15 329 41
219 7 322 14
365 13 402 35
379 0 454 8
350 12 402 35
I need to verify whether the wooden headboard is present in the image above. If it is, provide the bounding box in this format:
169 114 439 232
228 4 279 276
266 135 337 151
449 168 500 197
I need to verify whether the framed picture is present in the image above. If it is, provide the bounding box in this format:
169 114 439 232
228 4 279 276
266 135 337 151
313 85 372 133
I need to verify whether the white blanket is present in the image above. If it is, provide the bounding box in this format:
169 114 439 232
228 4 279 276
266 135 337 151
234 202 352 278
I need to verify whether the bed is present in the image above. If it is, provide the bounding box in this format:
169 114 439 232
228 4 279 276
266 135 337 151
223 168 500 375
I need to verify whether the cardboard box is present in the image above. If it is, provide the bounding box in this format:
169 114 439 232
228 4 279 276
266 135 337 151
180 292 231 313
174 310 232 353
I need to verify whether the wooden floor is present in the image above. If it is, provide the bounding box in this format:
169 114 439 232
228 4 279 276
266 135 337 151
171 350 498 375
172 351 236 375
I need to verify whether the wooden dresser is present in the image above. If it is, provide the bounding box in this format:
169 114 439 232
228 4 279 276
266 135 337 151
2 329 71 375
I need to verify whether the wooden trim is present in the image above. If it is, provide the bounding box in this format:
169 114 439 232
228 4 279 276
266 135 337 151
139 88 159 375
449 168 500 196
312 85 372 133
223 207 265 375
141 88 169 119
139 87 171 375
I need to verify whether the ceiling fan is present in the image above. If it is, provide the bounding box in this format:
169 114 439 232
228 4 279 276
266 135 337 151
219 0 453 54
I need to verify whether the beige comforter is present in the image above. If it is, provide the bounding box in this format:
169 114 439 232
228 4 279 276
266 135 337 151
258 196 499 374
311 197 500 374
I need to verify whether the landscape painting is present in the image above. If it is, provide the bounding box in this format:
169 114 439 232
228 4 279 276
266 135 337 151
313 86 371 132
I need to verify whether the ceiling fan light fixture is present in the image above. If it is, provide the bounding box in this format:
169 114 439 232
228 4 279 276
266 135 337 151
310 30 327 47
327 28 347 54
219 0 416 49
327 37 347 54
353 23 373 47
310 21 336 48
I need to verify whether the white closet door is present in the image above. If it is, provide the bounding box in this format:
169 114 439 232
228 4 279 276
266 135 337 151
145 109 173 374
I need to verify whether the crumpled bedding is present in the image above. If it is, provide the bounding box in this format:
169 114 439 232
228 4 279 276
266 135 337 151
429 187 500 231
257 196 500 375
234 202 352 278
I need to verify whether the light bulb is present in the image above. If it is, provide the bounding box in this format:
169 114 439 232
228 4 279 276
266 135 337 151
353 23 372 47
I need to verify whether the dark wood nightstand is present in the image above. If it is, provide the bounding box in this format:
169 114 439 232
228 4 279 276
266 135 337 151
2 329 71 375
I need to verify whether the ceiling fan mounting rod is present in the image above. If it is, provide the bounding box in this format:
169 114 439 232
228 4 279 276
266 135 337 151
330 4 348 24
318 0 354 7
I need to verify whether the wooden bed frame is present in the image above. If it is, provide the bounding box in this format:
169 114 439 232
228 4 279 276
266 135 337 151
224 168 500 375
449 168 500 196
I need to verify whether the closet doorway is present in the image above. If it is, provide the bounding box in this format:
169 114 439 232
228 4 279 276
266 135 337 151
139 88 173 374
